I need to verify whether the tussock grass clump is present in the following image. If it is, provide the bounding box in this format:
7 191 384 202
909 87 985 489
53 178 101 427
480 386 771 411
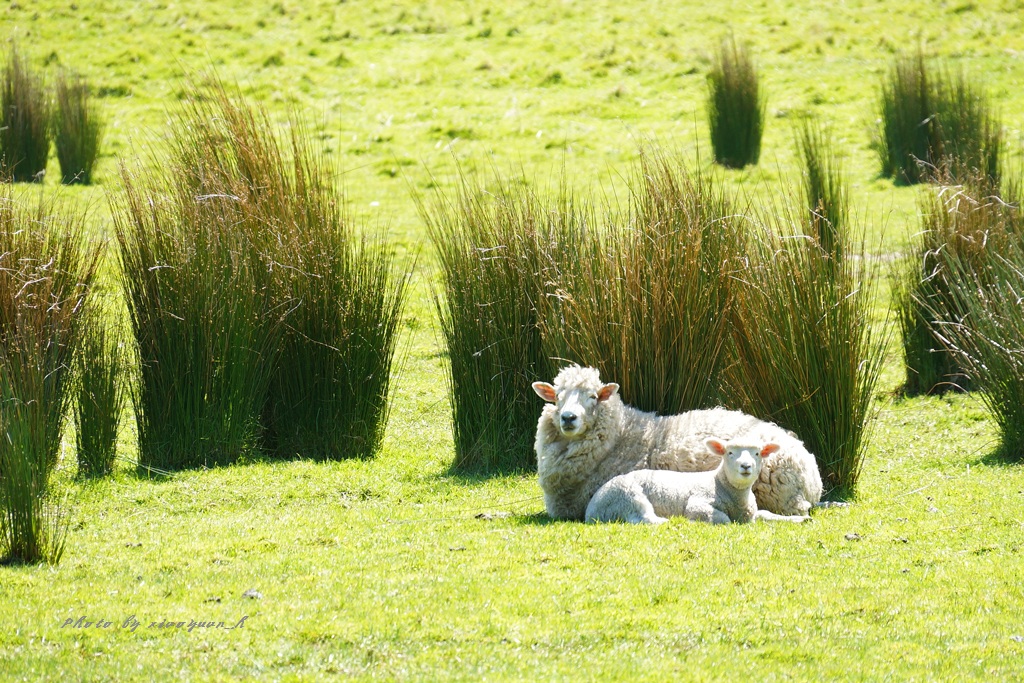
114 79 281 471
894 178 1006 395
877 50 1001 185
173 82 409 462
707 37 765 170
74 303 125 478
0 47 51 183
53 69 104 185
551 150 743 414
0 187 100 564
424 172 565 473
797 119 848 258
115 164 278 471
932 243 1024 460
726 199 887 497
260 131 409 462
428 152 744 473
902 177 1023 403
116 76 407 470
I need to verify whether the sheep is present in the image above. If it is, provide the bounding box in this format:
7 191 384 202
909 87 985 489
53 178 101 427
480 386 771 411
585 438 811 525
532 365 822 521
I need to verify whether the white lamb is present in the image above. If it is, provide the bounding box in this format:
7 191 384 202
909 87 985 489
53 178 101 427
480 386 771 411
585 438 810 525
532 365 823 521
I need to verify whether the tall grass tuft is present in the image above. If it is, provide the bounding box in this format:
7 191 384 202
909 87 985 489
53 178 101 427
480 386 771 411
930 231 1024 460
74 302 125 478
260 126 409 461
424 171 564 473
427 152 745 473
549 149 744 414
797 118 848 259
707 37 765 170
113 79 283 471
115 162 278 471
116 76 407 469
53 69 104 185
0 186 100 564
725 197 887 498
172 80 409 462
898 174 1022 395
0 46 50 183
877 50 1001 185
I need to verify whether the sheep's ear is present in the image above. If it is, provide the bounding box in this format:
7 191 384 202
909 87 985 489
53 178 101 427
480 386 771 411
705 438 727 457
597 383 619 401
532 382 557 403
760 443 781 458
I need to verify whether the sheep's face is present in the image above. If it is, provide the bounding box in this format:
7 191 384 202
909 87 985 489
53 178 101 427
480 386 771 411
532 370 618 439
705 438 780 489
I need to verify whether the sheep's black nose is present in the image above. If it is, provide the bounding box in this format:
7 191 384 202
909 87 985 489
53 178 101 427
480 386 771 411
561 411 578 426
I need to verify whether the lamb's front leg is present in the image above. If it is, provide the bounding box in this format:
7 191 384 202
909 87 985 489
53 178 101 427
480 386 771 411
754 509 810 523
684 499 732 524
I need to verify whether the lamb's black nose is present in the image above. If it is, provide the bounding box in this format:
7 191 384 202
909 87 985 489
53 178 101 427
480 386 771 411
561 411 578 426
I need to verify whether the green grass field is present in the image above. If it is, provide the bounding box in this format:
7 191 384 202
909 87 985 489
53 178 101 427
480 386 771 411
3 1 1024 680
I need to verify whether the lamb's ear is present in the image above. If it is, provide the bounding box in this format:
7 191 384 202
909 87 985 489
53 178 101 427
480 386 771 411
597 383 619 401
705 438 727 457
532 382 557 403
760 443 781 458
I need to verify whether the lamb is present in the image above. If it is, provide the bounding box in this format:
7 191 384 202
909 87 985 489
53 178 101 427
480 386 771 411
585 438 810 525
532 365 822 521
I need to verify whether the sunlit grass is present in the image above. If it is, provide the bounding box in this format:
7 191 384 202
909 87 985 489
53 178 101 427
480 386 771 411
3 0 1024 679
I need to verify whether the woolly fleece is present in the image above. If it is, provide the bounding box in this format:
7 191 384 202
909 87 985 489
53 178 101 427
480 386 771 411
534 366 823 520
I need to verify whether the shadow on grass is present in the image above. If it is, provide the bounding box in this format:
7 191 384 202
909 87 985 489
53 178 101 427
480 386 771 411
439 461 535 485
819 486 856 505
979 444 1024 467
508 512 561 526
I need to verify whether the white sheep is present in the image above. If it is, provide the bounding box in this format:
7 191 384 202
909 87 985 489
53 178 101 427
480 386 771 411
532 365 822 521
585 438 810 525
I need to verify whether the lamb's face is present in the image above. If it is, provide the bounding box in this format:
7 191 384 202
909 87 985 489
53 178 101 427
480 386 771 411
705 438 780 489
532 367 619 439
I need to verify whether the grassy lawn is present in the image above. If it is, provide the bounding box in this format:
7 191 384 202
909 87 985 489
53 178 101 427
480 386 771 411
2 0 1024 680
